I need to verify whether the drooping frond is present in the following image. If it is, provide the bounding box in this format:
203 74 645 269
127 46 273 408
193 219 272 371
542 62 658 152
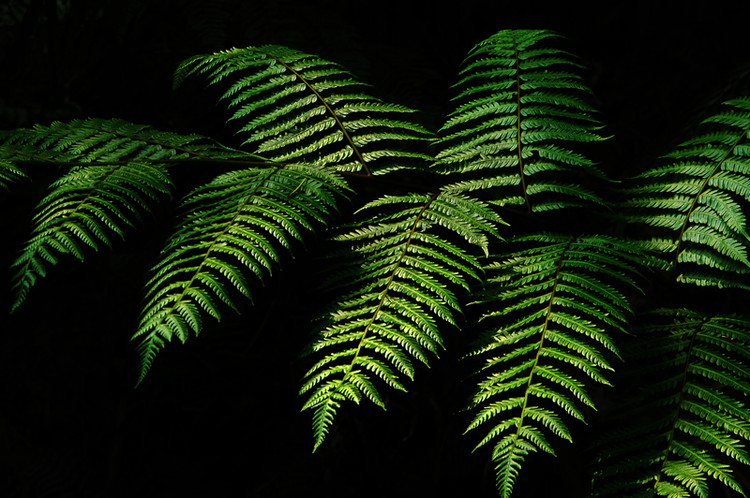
175 45 434 175
299 190 505 451
132 163 348 385
3 118 257 311
435 29 607 213
591 309 750 497
622 97 750 289
464 233 644 498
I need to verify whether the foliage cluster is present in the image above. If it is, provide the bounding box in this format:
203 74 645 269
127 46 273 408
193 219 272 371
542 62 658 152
2 29 750 497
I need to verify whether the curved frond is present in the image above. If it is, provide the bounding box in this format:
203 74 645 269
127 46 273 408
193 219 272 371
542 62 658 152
592 309 750 497
3 118 254 311
299 190 505 451
435 29 607 213
132 164 348 385
622 97 750 289
175 45 434 175
464 233 644 497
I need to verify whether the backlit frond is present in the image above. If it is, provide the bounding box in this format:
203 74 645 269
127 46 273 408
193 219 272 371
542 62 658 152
132 164 348 385
300 190 504 451
465 233 643 497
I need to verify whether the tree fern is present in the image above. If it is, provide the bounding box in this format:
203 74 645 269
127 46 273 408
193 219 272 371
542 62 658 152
175 44 434 175
592 309 750 497
435 29 607 213
622 97 750 289
300 189 504 450
133 163 349 384
464 233 643 497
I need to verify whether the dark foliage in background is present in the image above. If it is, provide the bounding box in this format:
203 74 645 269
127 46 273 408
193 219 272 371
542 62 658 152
2 1 750 497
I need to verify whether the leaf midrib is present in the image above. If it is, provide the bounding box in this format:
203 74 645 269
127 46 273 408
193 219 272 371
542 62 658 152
335 192 440 391
256 49 373 177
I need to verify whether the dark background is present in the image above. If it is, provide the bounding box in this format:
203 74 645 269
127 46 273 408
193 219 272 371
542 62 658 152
1 1 749 496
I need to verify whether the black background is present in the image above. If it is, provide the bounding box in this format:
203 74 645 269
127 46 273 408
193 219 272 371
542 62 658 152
1 1 749 496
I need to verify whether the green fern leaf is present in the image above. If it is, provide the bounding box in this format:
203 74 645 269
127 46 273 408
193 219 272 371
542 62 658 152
299 190 504 451
132 163 348 385
2 118 256 311
465 233 643 498
622 97 750 290
175 45 434 175
435 29 607 212
592 309 750 497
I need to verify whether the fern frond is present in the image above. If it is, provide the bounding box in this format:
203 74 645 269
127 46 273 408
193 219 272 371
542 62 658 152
622 97 750 290
175 45 434 175
132 164 348 385
435 29 607 213
592 309 750 497
0 132 28 188
3 118 256 311
299 190 505 451
465 233 643 497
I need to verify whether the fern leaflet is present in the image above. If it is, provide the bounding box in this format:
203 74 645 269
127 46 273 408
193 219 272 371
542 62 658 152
464 233 643 497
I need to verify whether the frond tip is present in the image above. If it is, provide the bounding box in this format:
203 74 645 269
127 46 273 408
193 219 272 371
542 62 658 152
300 190 505 451
435 29 607 213
465 233 643 498
132 164 348 385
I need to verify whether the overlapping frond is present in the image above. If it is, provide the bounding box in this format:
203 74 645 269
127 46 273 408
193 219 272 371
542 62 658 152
175 45 434 175
299 190 504 451
3 118 254 311
132 164 348 385
464 233 643 497
592 309 750 497
622 97 750 289
435 29 607 213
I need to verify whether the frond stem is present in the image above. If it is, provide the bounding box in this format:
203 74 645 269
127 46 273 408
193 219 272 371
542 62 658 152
511 237 574 443
79 124 215 160
511 33 532 214
336 192 440 390
0 146 60 163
